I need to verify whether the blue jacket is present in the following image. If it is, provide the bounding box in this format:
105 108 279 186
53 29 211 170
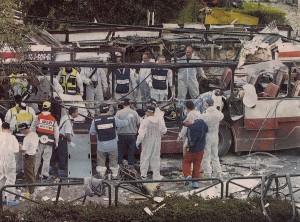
187 119 208 152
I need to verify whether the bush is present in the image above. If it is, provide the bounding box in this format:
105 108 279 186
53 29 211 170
0 196 298 221
232 2 287 25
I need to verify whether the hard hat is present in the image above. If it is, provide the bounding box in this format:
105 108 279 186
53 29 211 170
43 101 51 108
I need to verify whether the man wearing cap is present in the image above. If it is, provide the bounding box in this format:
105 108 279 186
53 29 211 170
115 98 140 169
200 97 224 179
89 103 133 179
146 98 165 121
146 55 174 102
30 101 59 181
181 115 208 188
19 123 39 197
177 101 202 155
110 52 137 101
50 106 78 177
176 46 206 100
80 66 109 116
5 94 35 124
136 106 167 180
56 67 84 97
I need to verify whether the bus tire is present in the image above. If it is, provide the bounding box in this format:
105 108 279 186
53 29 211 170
218 125 232 157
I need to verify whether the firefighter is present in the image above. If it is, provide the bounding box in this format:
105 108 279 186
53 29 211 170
30 101 59 181
146 55 174 102
111 52 137 101
89 103 133 179
80 66 109 116
56 67 84 97
176 46 206 100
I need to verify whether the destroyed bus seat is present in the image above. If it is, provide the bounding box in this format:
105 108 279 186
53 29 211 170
275 69 286 87
209 67 232 90
258 82 280 97
292 80 300 97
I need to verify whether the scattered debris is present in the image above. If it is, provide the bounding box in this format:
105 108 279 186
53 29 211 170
42 196 50 201
153 197 164 203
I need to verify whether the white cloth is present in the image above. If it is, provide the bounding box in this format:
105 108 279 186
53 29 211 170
178 109 202 139
136 116 167 180
80 67 108 115
242 84 258 108
200 106 224 175
22 132 39 155
176 55 206 100
0 132 19 202
35 143 53 177
59 115 74 136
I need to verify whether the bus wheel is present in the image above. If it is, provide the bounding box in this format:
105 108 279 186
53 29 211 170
218 125 233 157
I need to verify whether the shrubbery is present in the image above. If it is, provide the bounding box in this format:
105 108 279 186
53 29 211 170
232 2 287 24
0 196 298 221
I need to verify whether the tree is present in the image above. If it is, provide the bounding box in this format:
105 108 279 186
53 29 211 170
21 0 186 29
0 0 33 62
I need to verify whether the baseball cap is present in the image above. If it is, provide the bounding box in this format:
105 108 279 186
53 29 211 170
43 101 51 108
18 123 29 130
122 98 130 104
99 103 110 113
205 97 214 106
147 98 157 105
146 106 155 113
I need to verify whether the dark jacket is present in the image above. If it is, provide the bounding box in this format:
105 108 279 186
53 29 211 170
187 119 208 152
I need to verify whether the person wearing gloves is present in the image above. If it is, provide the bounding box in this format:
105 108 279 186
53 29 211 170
50 106 78 177
115 98 140 169
18 123 39 198
136 106 167 180
80 66 109 116
200 97 224 179
0 122 20 206
177 101 202 155
111 52 137 101
56 67 84 97
146 55 174 101
89 103 133 179
30 101 59 182
5 94 35 124
176 46 206 100
182 115 208 188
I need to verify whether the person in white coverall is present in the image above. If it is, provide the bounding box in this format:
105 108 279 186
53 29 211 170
177 100 202 155
200 97 224 178
80 67 108 116
176 46 206 100
0 122 20 206
138 52 153 103
136 106 167 180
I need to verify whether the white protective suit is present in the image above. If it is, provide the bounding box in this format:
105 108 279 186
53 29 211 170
176 55 206 100
80 67 108 116
0 132 19 202
200 106 224 176
136 115 167 180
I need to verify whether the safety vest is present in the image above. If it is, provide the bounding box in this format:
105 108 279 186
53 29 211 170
115 68 130 94
151 69 168 90
59 68 78 95
94 115 116 142
36 113 56 145
10 73 30 96
10 106 31 119
15 112 33 132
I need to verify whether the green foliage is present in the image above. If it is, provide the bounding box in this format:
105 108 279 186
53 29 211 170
20 0 186 30
232 2 287 24
175 0 203 24
0 196 298 221
0 0 33 62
